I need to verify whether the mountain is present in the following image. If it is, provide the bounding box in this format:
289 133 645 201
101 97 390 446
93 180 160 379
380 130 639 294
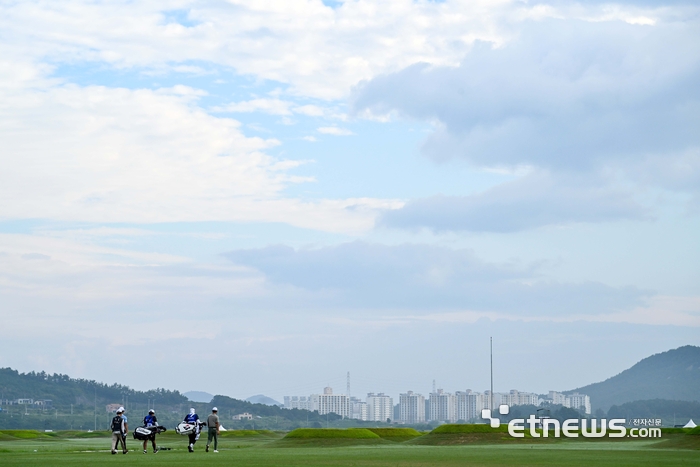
0 367 188 408
183 391 214 403
607 399 700 425
568 345 700 412
245 394 282 406
0 367 330 430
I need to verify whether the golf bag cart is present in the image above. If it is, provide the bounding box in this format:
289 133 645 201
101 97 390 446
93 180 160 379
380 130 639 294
133 425 167 440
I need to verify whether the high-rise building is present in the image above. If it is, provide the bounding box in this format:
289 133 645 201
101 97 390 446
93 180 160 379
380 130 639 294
366 393 393 422
545 391 591 415
309 387 349 417
284 396 312 411
349 397 368 421
501 390 540 407
567 393 591 415
399 391 425 424
455 390 485 421
429 389 456 423
548 391 567 406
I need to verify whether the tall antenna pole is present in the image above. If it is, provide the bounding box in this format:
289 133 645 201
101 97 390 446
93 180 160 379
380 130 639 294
490 337 493 411
346 372 350 397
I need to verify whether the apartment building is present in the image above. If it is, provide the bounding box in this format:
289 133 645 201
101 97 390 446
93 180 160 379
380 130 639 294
399 391 425 424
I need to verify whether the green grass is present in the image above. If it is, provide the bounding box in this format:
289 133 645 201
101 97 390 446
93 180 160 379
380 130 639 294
274 428 387 447
365 428 423 442
219 429 279 438
0 430 61 440
285 428 381 439
431 424 509 434
1 429 699 466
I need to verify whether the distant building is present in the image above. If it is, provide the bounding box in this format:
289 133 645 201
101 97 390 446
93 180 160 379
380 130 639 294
16 398 33 405
284 396 312 411
567 393 591 415
545 391 591 415
310 387 349 417
106 404 121 413
349 397 368 421
284 387 349 417
399 391 425 424
429 389 456 423
548 391 567 406
366 393 393 422
232 412 253 420
456 390 485 421
501 390 540 407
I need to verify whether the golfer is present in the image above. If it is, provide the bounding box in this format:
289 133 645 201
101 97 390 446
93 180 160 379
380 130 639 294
183 408 201 452
119 406 129 452
142 409 159 454
206 407 220 453
110 408 127 454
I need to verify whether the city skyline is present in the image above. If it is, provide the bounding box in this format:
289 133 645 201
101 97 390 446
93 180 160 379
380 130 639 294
283 386 592 422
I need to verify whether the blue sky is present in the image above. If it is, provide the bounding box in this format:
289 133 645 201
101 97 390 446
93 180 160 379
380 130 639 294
0 0 698 403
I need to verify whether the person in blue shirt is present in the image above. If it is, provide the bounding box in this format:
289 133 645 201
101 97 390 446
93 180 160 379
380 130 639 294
183 408 201 452
142 409 159 454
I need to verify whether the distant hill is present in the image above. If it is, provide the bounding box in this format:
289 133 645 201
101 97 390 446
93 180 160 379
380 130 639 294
568 345 700 412
184 391 214 403
607 399 700 424
0 368 188 409
246 394 282 406
0 367 330 430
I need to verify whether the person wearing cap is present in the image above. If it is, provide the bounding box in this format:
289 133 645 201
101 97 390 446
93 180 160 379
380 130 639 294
183 408 201 452
110 408 127 454
119 407 129 451
205 407 220 453
142 409 159 454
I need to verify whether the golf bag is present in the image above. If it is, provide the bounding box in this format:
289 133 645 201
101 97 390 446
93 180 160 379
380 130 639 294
175 422 198 436
133 425 167 440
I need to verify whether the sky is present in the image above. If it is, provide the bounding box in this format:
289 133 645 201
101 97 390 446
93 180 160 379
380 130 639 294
1 0 699 404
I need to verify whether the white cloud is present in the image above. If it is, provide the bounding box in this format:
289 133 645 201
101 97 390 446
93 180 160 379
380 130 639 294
0 73 399 232
215 98 293 116
0 0 535 100
353 17 700 170
223 241 650 316
380 170 650 232
318 126 354 136
293 104 326 117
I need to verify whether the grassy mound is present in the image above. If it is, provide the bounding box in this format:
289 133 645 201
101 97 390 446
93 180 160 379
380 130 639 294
285 428 380 439
58 431 110 439
272 428 387 447
652 431 700 450
431 424 508 434
365 428 422 442
219 430 279 438
409 424 538 446
0 430 60 440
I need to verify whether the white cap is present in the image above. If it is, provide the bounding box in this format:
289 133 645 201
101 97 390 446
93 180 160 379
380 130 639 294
149 409 155 414
118 407 125 412
212 407 218 412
